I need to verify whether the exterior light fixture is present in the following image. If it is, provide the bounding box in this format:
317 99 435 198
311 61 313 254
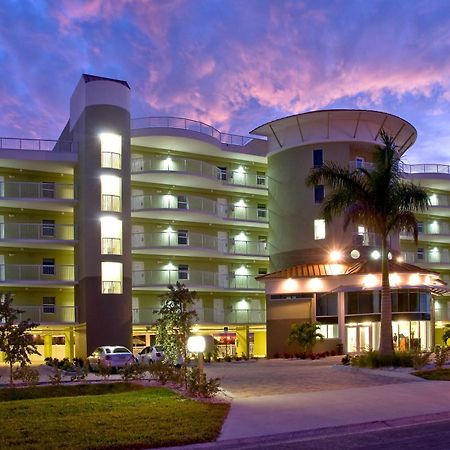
283 278 297 291
371 250 381 260
350 249 360 259
329 250 342 262
409 273 421 285
187 335 206 383
363 274 378 288
396 256 404 263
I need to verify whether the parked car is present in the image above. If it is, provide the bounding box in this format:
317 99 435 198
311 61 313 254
88 346 136 372
137 345 165 365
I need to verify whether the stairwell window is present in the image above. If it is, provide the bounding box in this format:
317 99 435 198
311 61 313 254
257 204 267 219
417 248 425 261
177 195 188 210
314 185 325 204
217 167 227 181
313 149 323 168
256 172 266 186
178 264 189 280
314 219 326 240
177 230 189 245
42 258 55 275
43 296 55 314
42 219 55 238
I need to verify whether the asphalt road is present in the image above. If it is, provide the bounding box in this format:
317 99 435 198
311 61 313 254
231 419 450 449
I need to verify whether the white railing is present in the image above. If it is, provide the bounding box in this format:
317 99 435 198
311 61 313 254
101 152 121 169
349 161 376 171
13 305 78 323
101 237 122 255
0 182 75 200
131 155 267 188
429 194 449 207
352 232 382 247
401 222 450 237
131 116 265 147
402 163 450 174
131 232 268 256
132 307 266 325
0 264 76 282
132 269 264 290
101 194 121 212
0 223 75 241
402 251 450 265
0 137 76 153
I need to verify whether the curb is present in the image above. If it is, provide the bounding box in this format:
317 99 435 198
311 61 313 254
158 410 450 449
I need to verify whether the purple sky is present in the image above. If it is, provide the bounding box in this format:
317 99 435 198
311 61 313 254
1 0 450 164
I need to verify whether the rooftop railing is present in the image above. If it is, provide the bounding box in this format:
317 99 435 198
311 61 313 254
0 137 76 153
402 163 450 175
131 116 265 147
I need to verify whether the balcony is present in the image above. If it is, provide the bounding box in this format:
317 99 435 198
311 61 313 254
131 194 268 226
132 307 266 325
13 305 78 324
402 164 450 175
0 223 75 248
132 269 264 291
0 264 76 285
131 232 268 257
402 251 450 269
400 222 450 245
131 155 267 190
0 137 76 153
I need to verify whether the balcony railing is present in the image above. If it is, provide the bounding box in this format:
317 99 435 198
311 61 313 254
403 251 450 265
132 269 264 290
131 116 265 147
0 137 76 153
131 155 267 189
13 305 78 323
351 232 382 247
132 307 266 325
0 182 75 200
0 223 75 241
101 237 122 255
131 232 269 256
402 163 450 175
101 152 121 169
0 264 76 282
102 280 122 294
101 194 121 212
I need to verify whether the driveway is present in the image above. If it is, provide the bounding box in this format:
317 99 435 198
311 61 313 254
204 357 418 398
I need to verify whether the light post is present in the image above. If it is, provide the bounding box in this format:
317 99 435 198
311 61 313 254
187 335 206 383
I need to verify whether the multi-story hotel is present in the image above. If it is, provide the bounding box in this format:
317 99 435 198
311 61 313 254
1 74 448 360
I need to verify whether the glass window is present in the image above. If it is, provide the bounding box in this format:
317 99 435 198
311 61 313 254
346 292 358 315
256 172 266 186
43 296 55 314
313 149 323 168
420 292 430 312
42 258 55 275
42 219 55 237
317 293 338 316
398 291 409 312
257 204 267 219
417 248 424 260
41 182 55 199
409 291 419 312
177 230 188 245
417 221 424 233
177 195 188 209
178 264 189 280
355 157 364 169
258 268 267 275
314 185 325 203
314 219 326 240
217 167 227 181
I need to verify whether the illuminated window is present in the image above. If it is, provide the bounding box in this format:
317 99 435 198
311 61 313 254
314 219 326 240
102 262 123 294
217 167 227 181
101 175 122 212
101 217 122 255
100 133 122 169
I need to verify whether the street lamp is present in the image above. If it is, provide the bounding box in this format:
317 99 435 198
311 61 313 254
187 335 206 382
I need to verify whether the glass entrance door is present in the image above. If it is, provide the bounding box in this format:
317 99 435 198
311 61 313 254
346 324 372 353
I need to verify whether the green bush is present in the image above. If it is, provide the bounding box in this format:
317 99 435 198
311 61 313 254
433 346 449 369
412 351 431 370
351 350 414 368
186 367 221 398
120 363 147 381
13 365 39 386
96 362 112 380
147 361 181 385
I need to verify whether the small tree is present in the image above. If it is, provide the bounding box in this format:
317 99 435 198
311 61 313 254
442 324 450 346
288 322 324 354
156 282 198 366
0 293 40 385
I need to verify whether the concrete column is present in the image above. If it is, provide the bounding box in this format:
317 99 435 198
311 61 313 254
253 330 267 357
65 330 75 360
430 295 436 350
44 335 52 359
311 294 317 322
338 291 346 352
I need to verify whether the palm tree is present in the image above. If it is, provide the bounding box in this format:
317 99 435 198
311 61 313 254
288 322 324 354
306 131 429 357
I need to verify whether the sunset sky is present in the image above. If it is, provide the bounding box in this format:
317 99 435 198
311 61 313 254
1 0 450 164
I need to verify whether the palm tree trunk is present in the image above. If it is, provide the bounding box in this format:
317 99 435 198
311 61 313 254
379 236 394 357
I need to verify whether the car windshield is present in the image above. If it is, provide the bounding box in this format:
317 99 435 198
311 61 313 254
113 347 131 354
154 346 164 352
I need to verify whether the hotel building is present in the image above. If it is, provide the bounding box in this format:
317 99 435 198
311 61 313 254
1 75 448 360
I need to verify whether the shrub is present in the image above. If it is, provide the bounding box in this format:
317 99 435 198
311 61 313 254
412 351 431 370
13 365 39 386
96 362 112 381
70 360 88 382
309 353 316 360
186 367 221 398
48 366 63 385
224 355 232 363
273 353 279 359
120 363 146 381
283 352 291 359
147 361 181 385
341 355 351 365
434 346 449 369
351 350 414 368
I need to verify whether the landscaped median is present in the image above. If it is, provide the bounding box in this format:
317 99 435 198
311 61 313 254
0 383 229 449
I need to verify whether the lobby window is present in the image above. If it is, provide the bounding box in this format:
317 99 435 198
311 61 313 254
314 219 326 240
41 182 55 199
42 258 55 275
100 133 122 169
217 167 227 181
177 195 188 210
178 264 189 280
43 296 55 314
257 204 267 219
256 172 266 186
314 185 325 204
313 149 323 168
42 219 55 238
177 230 188 245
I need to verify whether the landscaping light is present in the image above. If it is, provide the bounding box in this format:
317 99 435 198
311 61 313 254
187 335 206 353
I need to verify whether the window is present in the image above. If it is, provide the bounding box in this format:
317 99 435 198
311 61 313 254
178 264 189 280
355 157 364 169
43 296 55 314
257 204 267 219
42 219 55 238
258 268 267 275
258 236 267 250
217 167 227 181
100 133 122 169
314 219 326 240
316 293 338 316
417 221 424 233
41 182 55 199
177 195 188 210
42 258 55 275
313 149 323 168
256 172 266 186
314 185 324 204
177 230 188 245
417 248 424 260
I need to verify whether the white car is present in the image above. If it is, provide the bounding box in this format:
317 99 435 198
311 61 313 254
137 345 165 365
88 346 136 372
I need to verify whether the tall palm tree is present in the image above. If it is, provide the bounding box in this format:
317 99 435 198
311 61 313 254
306 131 429 356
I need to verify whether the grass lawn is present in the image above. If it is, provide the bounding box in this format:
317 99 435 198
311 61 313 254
413 368 450 381
0 383 229 449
